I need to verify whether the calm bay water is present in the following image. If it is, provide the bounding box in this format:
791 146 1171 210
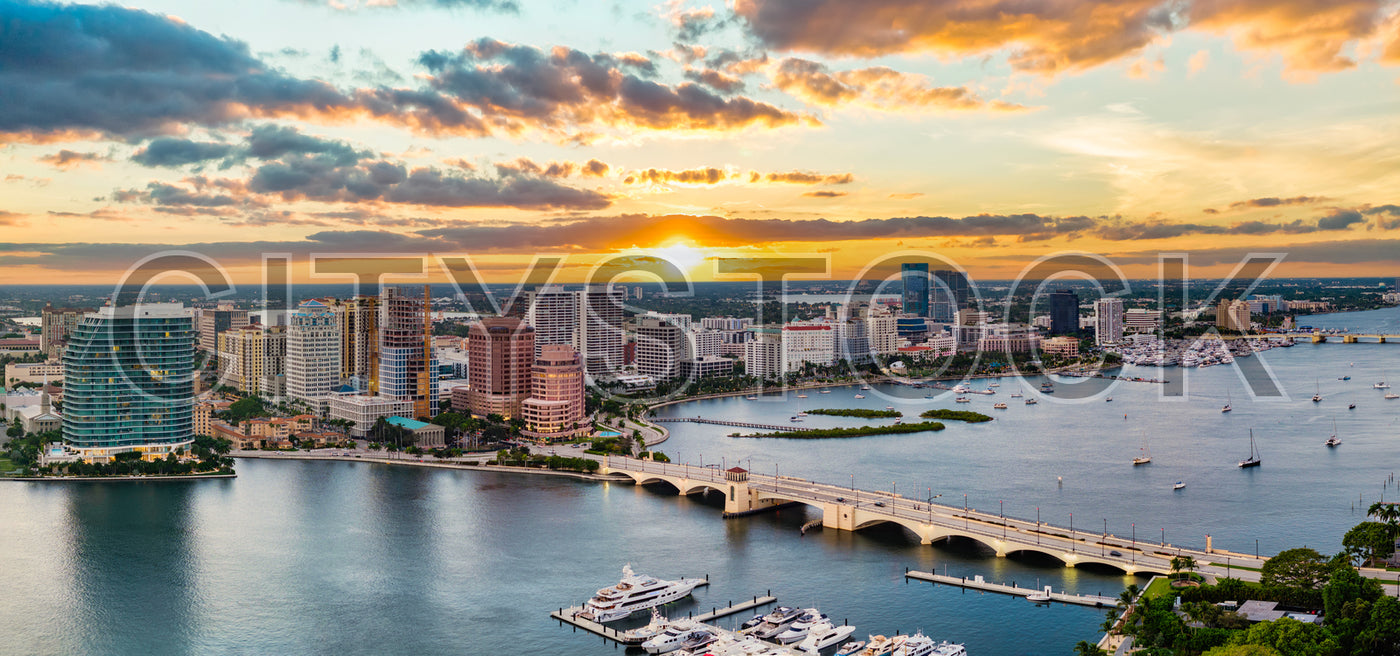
2 306 1399 655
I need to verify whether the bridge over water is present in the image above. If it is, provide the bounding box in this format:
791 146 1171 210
603 457 1272 580
1210 333 1400 344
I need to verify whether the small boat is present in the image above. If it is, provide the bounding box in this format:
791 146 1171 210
993 403 1008 410
1025 398 1038 405
1105 397 1113 402
641 620 703 654
1010 393 1023 398
797 394 808 398
820 389 831 394
1239 429 1262 468
798 622 857 653
861 385 872 390
790 416 804 423
854 394 866 399
738 612 766 633
834 640 867 656
857 635 905 656
746 396 758 401
621 609 670 643
747 606 804 640
989 382 1000 387
677 628 719 653
1312 379 1322 403
931 642 968 656
1026 586 1052 603
886 405 895 410
1340 376 1351 381
1173 481 1186 490
1388 393 1400 400
1325 436 1341 447
955 397 971 404
1349 403 1357 410
1133 434 1151 465
1376 380 1392 390
1222 392 1232 413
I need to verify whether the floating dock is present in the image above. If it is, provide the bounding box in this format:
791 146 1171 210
551 590 777 645
906 570 1118 608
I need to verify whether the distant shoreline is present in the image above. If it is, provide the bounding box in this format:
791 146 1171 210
232 452 622 482
0 473 236 483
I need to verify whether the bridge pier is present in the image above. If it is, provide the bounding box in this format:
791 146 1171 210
1313 334 1327 343
720 467 789 517
1344 335 1358 344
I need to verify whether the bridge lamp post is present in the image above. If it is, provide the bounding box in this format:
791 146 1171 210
1255 539 1259 560
1103 518 1107 557
1161 528 1165 547
1070 513 1074 553
964 494 968 530
1037 507 1041 545
1132 524 1136 564
1001 500 1005 538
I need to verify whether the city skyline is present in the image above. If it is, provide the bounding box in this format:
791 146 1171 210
2 1 1399 282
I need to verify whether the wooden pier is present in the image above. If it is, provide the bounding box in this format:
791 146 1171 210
651 417 814 432
551 591 777 645
906 570 1118 608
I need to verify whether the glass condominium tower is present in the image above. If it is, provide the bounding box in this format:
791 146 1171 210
61 303 196 462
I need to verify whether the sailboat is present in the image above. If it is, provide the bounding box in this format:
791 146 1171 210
1238 430 1262 468
1133 434 1152 465
1324 418 1341 447
1312 379 1322 403
1222 392 1232 413
1376 379 1392 390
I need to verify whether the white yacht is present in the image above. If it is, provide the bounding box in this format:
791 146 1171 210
955 397 971 404
622 609 671 643
744 606 804 639
820 389 832 394
580 566 705 623
1376 380 1392 390
854 394 866 399
1024 398 1038 405
1025 586 1053 603
859 635 907 655
1387 392 1399 400
798 621 857 653
993 403 1007 410
641 620 707 654
775 609 829 644
893 633 937 656
932 642 968 656
834 640 867 656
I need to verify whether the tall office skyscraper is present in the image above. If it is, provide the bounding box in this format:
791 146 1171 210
286 300 341 413
524 286 577 355
330 296 379 393
61 304 195 462
197 303 249 353
379 286 436 419
1049 290 1079 336
932 269 971 322
635 314 688 381
1095 298 1125 345
901 263 930 318
468 317 536 419
577 285 626 375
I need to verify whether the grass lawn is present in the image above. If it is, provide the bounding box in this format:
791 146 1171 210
0 457 20 475
1140 576 1178 601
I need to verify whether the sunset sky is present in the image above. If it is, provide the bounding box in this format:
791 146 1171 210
2 0 1399 285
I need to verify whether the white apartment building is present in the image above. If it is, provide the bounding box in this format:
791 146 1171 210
635 315 687 381
781 323 835 372
1095 298 1125 345
327 394 415 438
744 330 783 380
286 300 342 413
524 285 627 376
1123 308 1162 334
865 312 899 355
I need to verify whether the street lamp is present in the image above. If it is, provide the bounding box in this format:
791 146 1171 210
1162 528 1165 547
1070 513 1074 552
964 494 969 529
1037 507 1041 545
1132 523 1136 564
1001 500 1006 538
1103 518 1107 557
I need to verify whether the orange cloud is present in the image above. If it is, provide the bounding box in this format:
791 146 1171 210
770 58 1028 111
733 0 1169 75
36 150 111 170
1188 0 1393 74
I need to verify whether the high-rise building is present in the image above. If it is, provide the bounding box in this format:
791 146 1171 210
932 270 971 322
1049 290 1079 336
901 263 930 318
523 285 626 376
286 300 341 413
197 303 249 354
577 285 626 376
835 318 871 364
41 304 94 357
61 304 195 462
524 286 577 355
865 311 899 355
743 329 783 380
691 329 722 359
329 296 379 393
1216 299 1251 332
635 315 688 381
781 323 835 372
521 345 586 441
1095 298 1125 345
379 286 436 419
467 317 536 419
218 325 286 397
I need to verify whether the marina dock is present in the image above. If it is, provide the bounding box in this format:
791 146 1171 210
551 590 777 645
905 570 1118 608
651 417 814 432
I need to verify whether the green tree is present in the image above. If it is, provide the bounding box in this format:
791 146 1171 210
1261 548 1331 590
1172 555 1199 581
1238 618 1339 656
1072 640 1107 656
1355 595 1400 655
1202 646 1281 656
1342 521 1395 566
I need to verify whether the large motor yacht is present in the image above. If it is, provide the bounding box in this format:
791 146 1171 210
580 566 705 623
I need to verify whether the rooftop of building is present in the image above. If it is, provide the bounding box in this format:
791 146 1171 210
385 416 432 431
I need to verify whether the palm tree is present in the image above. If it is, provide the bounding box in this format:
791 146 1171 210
1369 501 1400 541
1117 583 1140 610
1072 640 1108 656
